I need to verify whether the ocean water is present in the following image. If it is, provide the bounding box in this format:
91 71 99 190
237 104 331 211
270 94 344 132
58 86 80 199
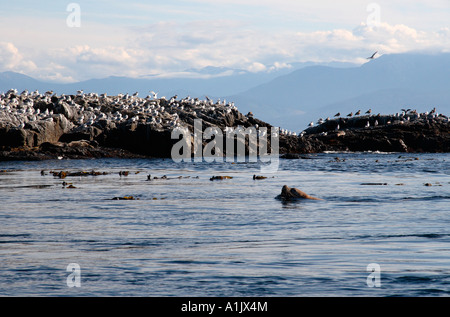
0 152 449 297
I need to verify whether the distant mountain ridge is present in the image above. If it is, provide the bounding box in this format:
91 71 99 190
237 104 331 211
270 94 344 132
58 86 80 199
0 63 320 97
1 53 449 131
0 61 358 98
228 53 450 131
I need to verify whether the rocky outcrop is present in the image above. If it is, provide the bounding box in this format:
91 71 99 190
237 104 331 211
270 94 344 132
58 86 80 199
0 89 449 160
0 90 288 160
295 117 450 153
0 114 73 148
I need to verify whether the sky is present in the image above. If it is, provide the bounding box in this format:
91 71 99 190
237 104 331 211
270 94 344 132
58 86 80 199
0 0 449 82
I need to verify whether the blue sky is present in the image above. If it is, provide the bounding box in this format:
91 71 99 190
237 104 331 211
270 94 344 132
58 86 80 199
0 0 449 82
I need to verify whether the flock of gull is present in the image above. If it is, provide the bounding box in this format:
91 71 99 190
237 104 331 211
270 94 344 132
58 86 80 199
307 106 448 131
0 88 243 132
1 88 448 139
0 88 303 138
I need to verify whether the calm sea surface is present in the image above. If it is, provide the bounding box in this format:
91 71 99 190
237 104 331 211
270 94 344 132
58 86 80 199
0 152 449 297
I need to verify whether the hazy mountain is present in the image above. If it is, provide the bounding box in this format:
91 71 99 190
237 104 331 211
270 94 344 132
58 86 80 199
0 71 57 93
228 53 450 131
0 61 358 98
1 53 448 132
0 63 317 98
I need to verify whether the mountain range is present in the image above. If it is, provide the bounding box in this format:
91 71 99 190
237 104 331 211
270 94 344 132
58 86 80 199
229 53 450 131
1 52 449 132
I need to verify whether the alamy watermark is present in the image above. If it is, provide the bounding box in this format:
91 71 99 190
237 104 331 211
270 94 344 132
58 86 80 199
66 263 81 287
171 119 280 173
66 3 81 28
366 263 381 287
366 3 381 27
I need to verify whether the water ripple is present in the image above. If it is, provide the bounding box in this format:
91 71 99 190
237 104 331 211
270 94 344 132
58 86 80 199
0 153 449 296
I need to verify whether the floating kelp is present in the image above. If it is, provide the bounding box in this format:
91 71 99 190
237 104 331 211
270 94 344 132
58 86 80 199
49 170 108 178
253 175 267 180
112 196 137 200
210 176 233 181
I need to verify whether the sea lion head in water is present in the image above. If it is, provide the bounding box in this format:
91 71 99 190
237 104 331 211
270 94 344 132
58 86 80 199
279 185 323 201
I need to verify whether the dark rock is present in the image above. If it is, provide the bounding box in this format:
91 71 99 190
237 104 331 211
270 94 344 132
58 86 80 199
296 120 450 153
59 126 102 143
280 153 313 159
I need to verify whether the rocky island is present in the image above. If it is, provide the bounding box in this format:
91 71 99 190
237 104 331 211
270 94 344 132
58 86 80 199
295 109 450 154
0 88 449 161
0 89 283 160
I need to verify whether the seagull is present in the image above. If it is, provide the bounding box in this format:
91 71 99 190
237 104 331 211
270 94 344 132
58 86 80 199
367 51 378 59
309 121 314 127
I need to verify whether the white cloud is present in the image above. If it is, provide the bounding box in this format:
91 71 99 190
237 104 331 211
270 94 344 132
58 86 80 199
1 9 450 82
246 62 267 73
0 42 37 74
268 62 292 72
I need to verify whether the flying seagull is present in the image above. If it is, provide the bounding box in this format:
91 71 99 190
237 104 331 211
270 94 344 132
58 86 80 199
367 51 378 59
